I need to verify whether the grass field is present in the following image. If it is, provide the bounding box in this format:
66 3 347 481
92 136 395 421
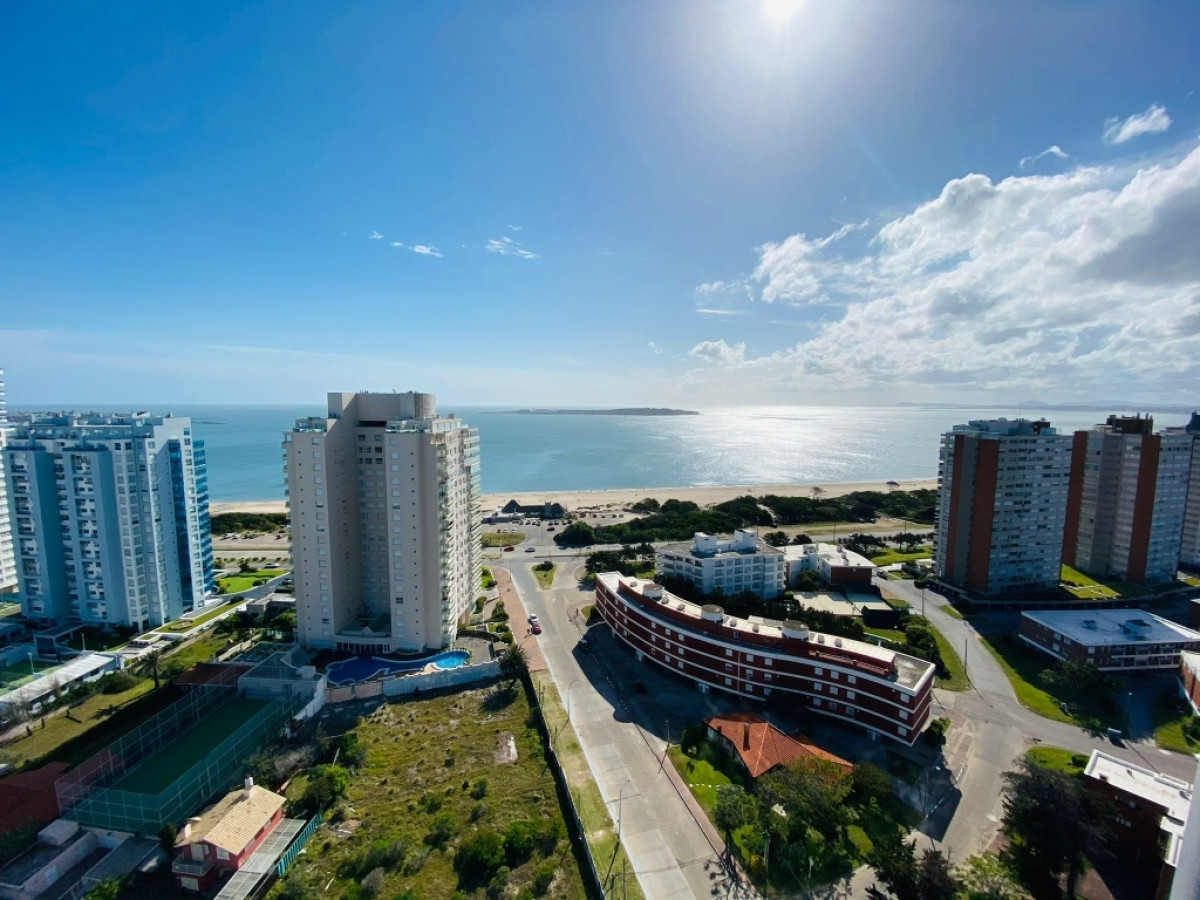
216 569 285 594
1151 690 1200 754
870 547 933 566
1027 745 1089 775
482 531 526 548
980 634 1074 724
667 739 749 815
1060 565 1152 600
277 681 589 899
158 598 244 633
111 698 268 794
863 622 967 692
533 563 556 590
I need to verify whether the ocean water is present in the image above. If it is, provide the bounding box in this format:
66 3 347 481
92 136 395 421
18 404 1191 502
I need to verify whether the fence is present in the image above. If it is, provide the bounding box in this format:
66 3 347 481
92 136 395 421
56 691 302 835
323 660 500 705
520 672 606 900
276 813 322 877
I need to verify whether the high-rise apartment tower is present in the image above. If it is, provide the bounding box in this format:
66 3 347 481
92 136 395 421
285 392 480 653
1179 413 1200 572
0 370 15 593
935 418 1073 595
3 413 215 629
1063 415 1192 585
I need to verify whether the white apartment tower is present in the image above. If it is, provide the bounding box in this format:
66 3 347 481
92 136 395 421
285 392 480 653
3 414 215 630
0 370 16 594
935 419 1073 596
1064 415 1193 585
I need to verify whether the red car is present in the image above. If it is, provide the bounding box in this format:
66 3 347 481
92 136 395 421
529 614 542 635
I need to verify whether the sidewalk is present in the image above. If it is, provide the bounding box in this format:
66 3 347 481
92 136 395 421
492 567 548 673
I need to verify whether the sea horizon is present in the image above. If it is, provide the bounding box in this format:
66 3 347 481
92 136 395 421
9 402 1193 503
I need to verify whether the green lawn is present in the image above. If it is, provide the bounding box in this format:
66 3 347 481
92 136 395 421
1151 690 1200 754
0 660 58 689
870 547 933 566
1060 565 1152 600
64 628 134 653
482 531 526 548
5 677 162 768
276 680 589 900
980 634 1073 724
534 671 644 900
111 698 268 793
159 598 242 632
667 739 748 816
161 632 233 672
533 563 556 590
980 634 1123 730
216 569 286 594
1027 745 1089 775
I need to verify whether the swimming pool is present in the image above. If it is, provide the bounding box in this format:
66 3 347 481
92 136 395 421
326 650 471 686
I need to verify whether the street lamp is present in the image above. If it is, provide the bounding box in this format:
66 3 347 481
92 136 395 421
617 779 635 845
27 652 35 680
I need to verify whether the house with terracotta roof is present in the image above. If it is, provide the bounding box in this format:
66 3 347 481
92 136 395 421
172 778 285 893
704 711 852 780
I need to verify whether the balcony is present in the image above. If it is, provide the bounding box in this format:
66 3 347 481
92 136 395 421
171 859 213 877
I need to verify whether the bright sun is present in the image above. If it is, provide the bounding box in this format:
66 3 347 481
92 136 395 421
763 0 803 24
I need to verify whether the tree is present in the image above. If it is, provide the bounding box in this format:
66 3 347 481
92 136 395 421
455 829 506 881
956 852 1031 900
300 764 350 815
916 848 959 900
713 785 759 855
757 756 851 843
763 531 790 547
851 762 894 807
867 830 918 900
499 644 528 684
554 522 597 547
1001 758 1108 897
140 650 163 690
790 533 813 545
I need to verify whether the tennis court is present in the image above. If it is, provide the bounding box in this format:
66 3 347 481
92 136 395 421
110 698 268 795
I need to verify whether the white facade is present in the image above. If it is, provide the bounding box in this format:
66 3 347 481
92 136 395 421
783 542 875 586
935 419 1073 595
3 414 214 629
0 370 15 593
656 530 786 598
285 392 480 653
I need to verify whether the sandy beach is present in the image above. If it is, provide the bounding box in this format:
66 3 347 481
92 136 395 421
209 478 937 516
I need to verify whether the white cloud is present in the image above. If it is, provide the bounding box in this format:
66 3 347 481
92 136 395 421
647 341 663 354
485 236 540 259
1019 145 1069 169
696 308 749 316
389 241 442 258
690 339 747 366
1103 104 1171 145
693 144 1200 401
507 224 522 231
369 230 384 240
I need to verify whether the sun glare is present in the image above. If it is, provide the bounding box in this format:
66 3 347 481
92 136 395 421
763 0 803 24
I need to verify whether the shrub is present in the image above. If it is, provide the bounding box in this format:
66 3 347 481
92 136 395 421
504 820 535 864
360 866 385 896
471 777 489 799
456 830 506 881
428 811 458 847
99 671 138 695
533 861 556 895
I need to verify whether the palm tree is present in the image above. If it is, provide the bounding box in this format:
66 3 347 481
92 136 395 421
141 650 163 690
499 643 529 684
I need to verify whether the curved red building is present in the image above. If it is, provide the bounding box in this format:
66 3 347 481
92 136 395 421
595 572 935 745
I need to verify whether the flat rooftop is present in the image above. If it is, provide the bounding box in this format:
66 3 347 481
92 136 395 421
1085 750 1192 866
1022 609 1200 647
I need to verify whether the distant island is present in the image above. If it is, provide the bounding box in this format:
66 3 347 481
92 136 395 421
499 408 700 416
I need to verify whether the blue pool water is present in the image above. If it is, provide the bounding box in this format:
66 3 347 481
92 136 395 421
326 650 470 686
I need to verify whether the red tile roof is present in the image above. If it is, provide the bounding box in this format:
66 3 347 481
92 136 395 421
705 711 852 779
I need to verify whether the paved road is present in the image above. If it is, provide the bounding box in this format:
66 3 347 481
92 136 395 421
497 559 756 900
878 576 1200 863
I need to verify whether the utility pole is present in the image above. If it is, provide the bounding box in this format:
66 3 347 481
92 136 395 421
763 832 770 900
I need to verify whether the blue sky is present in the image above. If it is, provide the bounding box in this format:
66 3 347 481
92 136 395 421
2 1 1198 407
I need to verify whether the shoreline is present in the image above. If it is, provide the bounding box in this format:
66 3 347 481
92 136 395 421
209 477 938 516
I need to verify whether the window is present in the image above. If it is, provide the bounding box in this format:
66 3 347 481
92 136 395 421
216 848 230 860
814 666 823 676
725 648 732 657
847 690 856 700
746 654 755 662
848 675 857 684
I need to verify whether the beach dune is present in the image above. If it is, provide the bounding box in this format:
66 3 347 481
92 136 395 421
209 478 937 516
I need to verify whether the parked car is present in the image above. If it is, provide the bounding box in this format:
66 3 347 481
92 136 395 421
503 545 515 552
